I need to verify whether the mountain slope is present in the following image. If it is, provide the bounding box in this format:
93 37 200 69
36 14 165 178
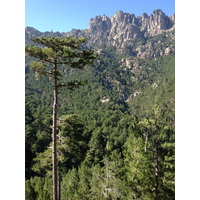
25 9 175 135
25 9 175 199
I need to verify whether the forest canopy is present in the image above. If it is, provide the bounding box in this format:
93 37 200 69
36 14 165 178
25 34 175 199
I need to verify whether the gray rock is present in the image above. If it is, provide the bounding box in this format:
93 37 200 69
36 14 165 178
26 9 175 58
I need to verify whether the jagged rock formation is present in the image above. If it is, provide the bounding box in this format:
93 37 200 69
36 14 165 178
25 9 175 58
85 9 174 46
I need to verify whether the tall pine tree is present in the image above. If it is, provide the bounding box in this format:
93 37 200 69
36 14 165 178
25 36 96 200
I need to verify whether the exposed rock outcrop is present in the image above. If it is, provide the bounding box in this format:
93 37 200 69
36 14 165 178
25 9 175 58
83 9 175 48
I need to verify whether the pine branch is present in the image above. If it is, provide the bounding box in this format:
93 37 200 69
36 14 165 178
57 81 87 90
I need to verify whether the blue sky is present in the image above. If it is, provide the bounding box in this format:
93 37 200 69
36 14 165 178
26 0 175 32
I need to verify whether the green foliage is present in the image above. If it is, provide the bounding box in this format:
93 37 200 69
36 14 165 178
25 35 174 199
124 131 154 199
61 168 79 199
76 162 92 199
26 36 96 68
25 177 52 200
26 36 97 200
25 103 52 179
128 54 175 118
31 114 89 177
124 107 175 199
25 36 97 94
25 180 37 200
57 115 89 169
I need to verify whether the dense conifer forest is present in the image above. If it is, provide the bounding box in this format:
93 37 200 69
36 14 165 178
25 32 175 199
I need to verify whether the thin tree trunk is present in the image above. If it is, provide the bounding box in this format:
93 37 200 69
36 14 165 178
52 62 58 200
58 169 61 200
58 130 61 200
155 137 159 200
155 149 159 200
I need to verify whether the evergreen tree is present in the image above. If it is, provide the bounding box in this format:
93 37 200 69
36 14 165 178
89 142 125 200
124 119 154 199
31 114 89 199
25 180 37 200
25 176 52 200
124 107 175 199
90 164 105 199
61 168 79 200
77 162 92 199
25 36 96 200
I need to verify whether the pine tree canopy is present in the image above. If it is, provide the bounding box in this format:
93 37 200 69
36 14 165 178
25 36 97 88
25 36 96 68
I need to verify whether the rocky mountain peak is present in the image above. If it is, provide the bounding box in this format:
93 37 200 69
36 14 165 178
142 13 149 18
84 9 175 52
26 9 175 59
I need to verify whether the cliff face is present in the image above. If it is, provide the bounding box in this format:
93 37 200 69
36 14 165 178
86 9 174 45
26 9 175 58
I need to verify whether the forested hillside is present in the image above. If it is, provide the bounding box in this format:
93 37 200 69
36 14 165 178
25 9 174 200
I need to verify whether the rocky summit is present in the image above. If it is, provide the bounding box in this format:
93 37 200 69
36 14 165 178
25 9 175 59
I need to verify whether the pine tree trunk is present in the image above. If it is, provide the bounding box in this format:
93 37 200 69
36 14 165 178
155 135 159 200
52 63 58 200
58 170 61 200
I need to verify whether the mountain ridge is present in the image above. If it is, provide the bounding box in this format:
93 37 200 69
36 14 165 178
25 9 175 59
